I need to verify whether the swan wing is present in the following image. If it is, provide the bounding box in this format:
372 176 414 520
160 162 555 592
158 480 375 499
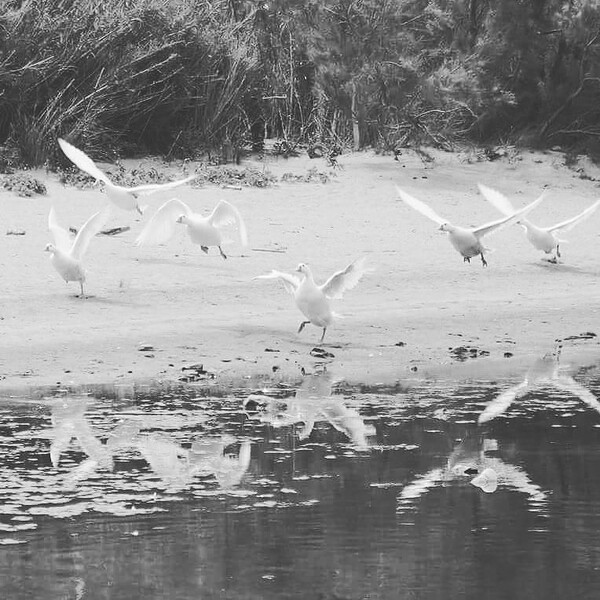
48 207 73 253
135 198 191 246
320 256 367 299
71 206 111 260
472 192 545 238
547 200 600 233
58 138 111 185
254 270 300 294
477 183 516 216
207 200 248 246
395 186 446 225
125 174 196 194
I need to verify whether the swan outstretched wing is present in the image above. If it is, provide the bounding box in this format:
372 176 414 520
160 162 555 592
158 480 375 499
125 175 196 195
71 206 111 260
473 192 545 238
58 138 111 185
396 186 447 225
136 198 191 246
208 200 248 246
48 207 73 254
477 183 516 215
547 200 600 233
320 257 367 299
254 270 301 294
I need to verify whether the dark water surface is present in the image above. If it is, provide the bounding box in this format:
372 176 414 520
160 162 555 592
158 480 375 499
2 355 600 600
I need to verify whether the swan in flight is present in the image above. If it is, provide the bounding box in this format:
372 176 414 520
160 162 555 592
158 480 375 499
135 197 247 258
478 183 600 262
58 138 195 214
45 206 110 297
254 257 367 342
478 346 600 423
395 185 545 266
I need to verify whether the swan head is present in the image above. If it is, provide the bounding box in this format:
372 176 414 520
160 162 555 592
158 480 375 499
439 223 455 233
295 263 311 277
44 243 56 254
176 214 189 225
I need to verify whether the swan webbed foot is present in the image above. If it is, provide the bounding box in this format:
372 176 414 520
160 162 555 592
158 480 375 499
298 321 310 334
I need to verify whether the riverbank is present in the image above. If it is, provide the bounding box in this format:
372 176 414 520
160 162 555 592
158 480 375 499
1 147 600 392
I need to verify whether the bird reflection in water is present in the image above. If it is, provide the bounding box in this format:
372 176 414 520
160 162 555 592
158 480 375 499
48 397 113 481
47 396 251 489
478 344 600 424
396 431 548 513
244 369 375 448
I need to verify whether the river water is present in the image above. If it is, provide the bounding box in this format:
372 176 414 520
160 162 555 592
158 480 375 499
2 352 600 599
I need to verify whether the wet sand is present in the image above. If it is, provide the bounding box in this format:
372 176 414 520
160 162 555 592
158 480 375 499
1 148 600 391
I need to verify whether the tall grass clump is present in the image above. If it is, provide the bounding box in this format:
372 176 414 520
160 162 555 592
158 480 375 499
0 0 260 165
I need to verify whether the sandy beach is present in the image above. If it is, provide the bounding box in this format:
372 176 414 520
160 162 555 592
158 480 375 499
1 147 599 392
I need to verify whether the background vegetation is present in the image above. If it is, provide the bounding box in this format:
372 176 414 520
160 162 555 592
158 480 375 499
1 0 599 166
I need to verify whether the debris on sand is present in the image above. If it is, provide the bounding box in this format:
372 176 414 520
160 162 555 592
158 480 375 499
449 346 490 361
180 363 214 382
310 347 335 359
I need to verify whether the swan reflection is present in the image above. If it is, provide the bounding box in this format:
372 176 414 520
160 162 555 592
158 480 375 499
396 433 548 513
46 396 251 489
478 346 600 423
244 370 375 448
48 397 113 481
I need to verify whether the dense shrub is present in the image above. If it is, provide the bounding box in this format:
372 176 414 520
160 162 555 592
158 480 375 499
1 0 600 166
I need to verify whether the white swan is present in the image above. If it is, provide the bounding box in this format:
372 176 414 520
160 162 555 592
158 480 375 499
478 183 600 262
58 138 195 214
395 185 545 266
135 197 247 259
46 206 110 297
254 257 367 342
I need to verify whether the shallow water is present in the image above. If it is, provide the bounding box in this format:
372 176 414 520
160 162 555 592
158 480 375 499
2 357 600 600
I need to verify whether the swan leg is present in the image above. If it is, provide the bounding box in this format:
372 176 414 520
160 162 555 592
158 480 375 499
201 246 209 254
79 281 85 298
218 246 227 260
319 327 327 343
556 244 561 258
298 321 310 334
480 253 487 267
463 256 471 263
